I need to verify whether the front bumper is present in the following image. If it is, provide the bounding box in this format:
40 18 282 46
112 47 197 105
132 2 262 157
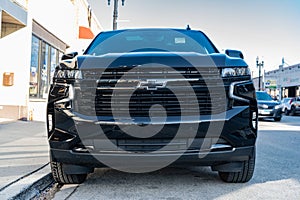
49 106 257 168
258 108 282 118
50 146 255 168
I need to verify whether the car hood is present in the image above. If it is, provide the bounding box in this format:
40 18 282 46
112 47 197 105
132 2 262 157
257 100 280 106
73 52 247 69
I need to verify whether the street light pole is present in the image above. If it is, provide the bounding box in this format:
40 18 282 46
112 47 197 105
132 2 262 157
108 0 125 30
256 56 264 91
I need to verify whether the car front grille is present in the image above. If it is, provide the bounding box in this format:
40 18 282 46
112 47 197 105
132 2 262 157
74 67 228 117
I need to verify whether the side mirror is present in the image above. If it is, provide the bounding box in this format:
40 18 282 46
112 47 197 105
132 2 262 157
225 49 244 59
61 52 78 60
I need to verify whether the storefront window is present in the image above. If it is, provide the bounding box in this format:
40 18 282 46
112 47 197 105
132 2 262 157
29 35 40 97
29 35 61 99
50 47 57 84
40 43 49 99
59 51 64 62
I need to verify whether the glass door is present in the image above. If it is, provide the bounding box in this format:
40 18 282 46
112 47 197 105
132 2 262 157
29 35 40 97
39 42 50 99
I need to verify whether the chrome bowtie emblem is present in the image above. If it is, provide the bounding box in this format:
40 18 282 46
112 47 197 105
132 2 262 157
137 80 167 90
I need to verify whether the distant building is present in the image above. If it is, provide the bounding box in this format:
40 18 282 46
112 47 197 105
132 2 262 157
0 0 102 121
257 63 300 99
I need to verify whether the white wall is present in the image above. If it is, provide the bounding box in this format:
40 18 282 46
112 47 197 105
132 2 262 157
27 0 101 53
0 22 32 106
28 0 77 47
0 0 102 120
74 0 102 52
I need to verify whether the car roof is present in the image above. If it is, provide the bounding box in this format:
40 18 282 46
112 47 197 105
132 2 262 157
100 28 204 34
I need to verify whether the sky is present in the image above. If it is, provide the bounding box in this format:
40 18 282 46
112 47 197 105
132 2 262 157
87 0 300 76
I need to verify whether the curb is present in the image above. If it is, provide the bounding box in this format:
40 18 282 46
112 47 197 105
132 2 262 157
0 164 54 200
11 173 54 200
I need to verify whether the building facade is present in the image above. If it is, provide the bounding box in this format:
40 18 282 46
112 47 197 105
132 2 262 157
254 63 300 100
0 0 102 121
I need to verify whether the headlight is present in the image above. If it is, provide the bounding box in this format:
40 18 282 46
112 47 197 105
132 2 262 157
259 104 269 109
221 67 251 77
55 69 82 79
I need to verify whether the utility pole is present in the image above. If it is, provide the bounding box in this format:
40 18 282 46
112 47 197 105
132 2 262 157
108 0 125 30
256 56 264 91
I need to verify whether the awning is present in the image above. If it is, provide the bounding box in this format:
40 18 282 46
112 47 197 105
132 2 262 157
32 20 69 52
0 0 27 38
79 26 94 39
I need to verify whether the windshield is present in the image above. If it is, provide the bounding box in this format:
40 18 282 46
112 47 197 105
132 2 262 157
85 29 218 56
256 92 273 101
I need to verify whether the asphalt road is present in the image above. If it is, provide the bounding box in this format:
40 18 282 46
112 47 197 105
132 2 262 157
52 116 300 200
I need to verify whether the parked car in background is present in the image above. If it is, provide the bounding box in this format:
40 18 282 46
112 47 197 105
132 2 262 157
284 97 300 116
281 97 293 115
256 91 282 121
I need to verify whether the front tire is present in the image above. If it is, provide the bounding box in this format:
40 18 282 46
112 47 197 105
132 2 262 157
50 161 87 184
218 148 255 183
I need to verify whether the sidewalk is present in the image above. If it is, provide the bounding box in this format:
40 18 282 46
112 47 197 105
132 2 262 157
0 120 52 199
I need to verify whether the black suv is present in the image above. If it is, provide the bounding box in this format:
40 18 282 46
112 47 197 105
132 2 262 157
47 28 258 184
